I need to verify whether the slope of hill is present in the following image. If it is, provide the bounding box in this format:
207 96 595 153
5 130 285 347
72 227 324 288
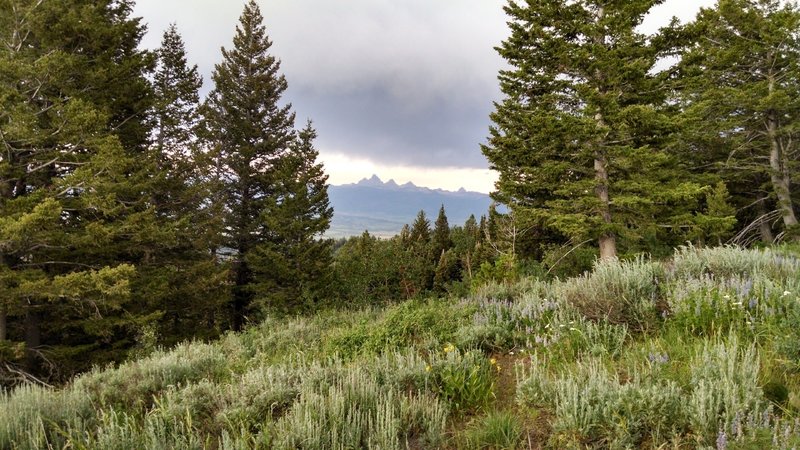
327 175 494 237
2 245 800 449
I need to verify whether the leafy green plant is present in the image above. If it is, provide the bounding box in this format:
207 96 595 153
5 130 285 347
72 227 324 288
462 410 524 449
432 348 494 413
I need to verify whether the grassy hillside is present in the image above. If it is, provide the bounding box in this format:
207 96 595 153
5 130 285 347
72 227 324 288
2 245 800 449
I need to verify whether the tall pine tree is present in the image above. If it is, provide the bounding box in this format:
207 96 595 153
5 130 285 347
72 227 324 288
247 122 333 313
146 24 228 343
202 1 332 326
484 0 706 260
678 0 800 241
0 0 166 380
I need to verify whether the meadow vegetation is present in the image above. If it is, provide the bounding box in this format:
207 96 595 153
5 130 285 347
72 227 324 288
2 244 800 449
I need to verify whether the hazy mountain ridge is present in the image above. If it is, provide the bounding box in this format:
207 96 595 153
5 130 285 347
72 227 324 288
327 175 494 237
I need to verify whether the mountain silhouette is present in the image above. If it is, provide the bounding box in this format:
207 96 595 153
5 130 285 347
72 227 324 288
327 175 494 238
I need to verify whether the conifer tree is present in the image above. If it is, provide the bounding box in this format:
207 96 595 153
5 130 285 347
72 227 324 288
678 0 800 240
0 0 163 378
202 1 331 325
484 0 705 259
247 122 333 312
409 210 431 245
147 24 227 341
432 205 453 261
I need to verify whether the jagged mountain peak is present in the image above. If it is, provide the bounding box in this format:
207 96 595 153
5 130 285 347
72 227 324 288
357 174 384 187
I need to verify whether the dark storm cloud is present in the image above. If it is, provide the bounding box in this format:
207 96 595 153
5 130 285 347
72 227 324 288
288 84 494 168
134 0 508 169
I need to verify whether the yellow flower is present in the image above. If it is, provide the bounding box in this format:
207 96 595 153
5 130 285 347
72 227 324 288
490 358 497 365
496 365 502 373
444 344 455 353
425 365 432 372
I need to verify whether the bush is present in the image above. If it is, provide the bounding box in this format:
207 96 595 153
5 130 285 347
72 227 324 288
432 348 495 413
325 299 474 357
517 355 687 448
688 337 765 444
462 410 524 449
266 370 448 450
670 245 800 280
556 256 663 330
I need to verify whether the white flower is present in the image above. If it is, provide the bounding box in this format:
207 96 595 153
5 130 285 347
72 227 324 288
782 291 791 297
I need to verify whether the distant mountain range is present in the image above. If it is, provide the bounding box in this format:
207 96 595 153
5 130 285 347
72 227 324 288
327 175 495 238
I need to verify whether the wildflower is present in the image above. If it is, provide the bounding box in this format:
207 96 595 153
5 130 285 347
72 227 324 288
748 297 758 309
723 294 731 300
489 358 497 365
716 430 727 450
425 365 431 372
443 344 455 353
648 352 669 365
741 279 754 298
495 365 502 373
783 291 791 297
509 351 515 355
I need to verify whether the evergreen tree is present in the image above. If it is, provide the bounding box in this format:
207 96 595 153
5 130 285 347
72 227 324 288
0 0 164 379
678 0 800 240
247 122 333 313
147 24 227 342
431 205 453 261
409 210 431 245
453 215 481 281
484 0 705 260
202 1 331 324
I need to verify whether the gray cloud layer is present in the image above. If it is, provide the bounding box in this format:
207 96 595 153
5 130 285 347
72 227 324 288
134 0 507 168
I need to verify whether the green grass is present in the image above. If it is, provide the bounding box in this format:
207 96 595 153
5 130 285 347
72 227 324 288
2 245 800 449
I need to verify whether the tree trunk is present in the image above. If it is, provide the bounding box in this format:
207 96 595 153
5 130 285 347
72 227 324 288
593 6 617 260
757 199 775 244
766 71 799 236
231 259 250 332
0 305 7 342
595 153 617 259
25 307 41 371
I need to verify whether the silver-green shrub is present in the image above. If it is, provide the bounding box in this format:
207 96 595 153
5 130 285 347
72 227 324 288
555 256 663 329
688 337 765 444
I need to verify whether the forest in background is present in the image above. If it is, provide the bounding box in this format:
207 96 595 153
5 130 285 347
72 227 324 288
0 0 799 387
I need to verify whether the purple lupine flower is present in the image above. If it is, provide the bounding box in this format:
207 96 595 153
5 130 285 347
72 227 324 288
741 278 754 299
731 412 742 438
716 431 727 450
749 297 758 309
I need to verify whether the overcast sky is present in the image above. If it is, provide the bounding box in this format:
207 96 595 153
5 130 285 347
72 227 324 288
132 0 715 193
